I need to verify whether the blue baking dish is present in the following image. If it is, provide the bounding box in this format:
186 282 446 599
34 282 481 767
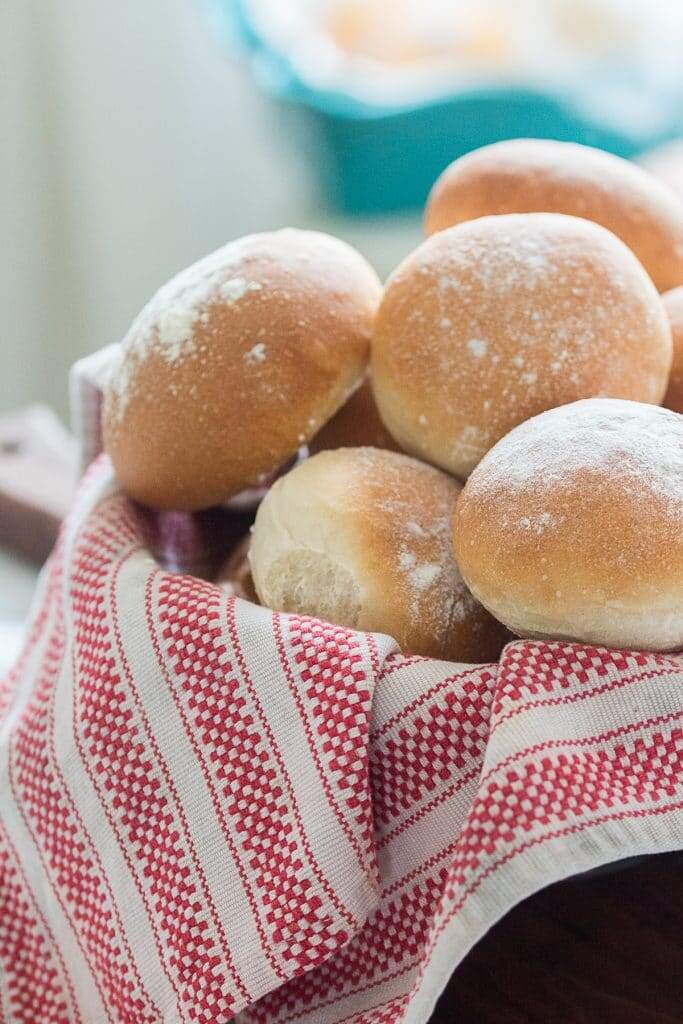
209 0 683 214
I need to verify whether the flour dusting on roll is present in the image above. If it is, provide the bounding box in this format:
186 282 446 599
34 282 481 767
372 213 672 479
104 229 381 510
425 138 683 292
250 447 507 662
453 399 683 652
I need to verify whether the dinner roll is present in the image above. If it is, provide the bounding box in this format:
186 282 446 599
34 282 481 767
425 139 683 292
103 229 381 509
453 399 683 652
250 447 507 662
663 287 683 414
372 213 672 479
308 378 401 454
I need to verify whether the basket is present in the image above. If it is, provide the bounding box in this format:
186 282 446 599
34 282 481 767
210 0 682 214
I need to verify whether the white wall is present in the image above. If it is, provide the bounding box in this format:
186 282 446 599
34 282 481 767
0 0 420 418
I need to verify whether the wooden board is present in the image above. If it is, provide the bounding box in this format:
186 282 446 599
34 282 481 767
0 405 77 563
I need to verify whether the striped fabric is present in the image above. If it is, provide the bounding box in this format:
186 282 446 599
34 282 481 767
1 456 682 1024
0 348 682 1022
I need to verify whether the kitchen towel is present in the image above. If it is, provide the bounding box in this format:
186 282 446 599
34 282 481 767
0 352 681 1023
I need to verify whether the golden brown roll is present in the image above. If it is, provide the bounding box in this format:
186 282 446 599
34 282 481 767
250 447 507 663
425 139 683 292
453 399 683 652
663 286 683 414
308 378 401 455
103 229 381 509
372 213 672 479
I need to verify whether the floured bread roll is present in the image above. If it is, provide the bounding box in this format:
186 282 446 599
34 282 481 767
103 229 381 509
250 447 507 662
425 138 683 292
372 213 672 479
453 399 683 652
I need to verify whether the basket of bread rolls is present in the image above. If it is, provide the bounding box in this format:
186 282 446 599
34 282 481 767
12 140 683 1024
100 138 683 660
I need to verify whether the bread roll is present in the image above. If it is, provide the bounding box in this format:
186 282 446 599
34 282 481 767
103 229 381 509
250 447 507 662
663 286 683 414
372 213 672 479
453 399 683 652
425 139 683 292
308 378 401 455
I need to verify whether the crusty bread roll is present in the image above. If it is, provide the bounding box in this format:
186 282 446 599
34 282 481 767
453 399 683 652
425 139 683 292
372 213 672 479
250 447 507 662
663 287 683 415
308 378 401 455
103 229 381 510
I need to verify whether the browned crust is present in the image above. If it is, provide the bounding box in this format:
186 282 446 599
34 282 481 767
103 230 380 510
308 378 401 455
372 214 672 480
425 139 683 292
452 400 683 649
252 447 507 663
347 449 507 661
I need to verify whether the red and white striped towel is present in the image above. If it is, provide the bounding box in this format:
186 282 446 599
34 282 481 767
0 352 682 1024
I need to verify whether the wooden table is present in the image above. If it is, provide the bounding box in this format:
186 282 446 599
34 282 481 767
431 852 683 1023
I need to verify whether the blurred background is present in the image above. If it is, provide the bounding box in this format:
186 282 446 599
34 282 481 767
2 0 683 660
4 0 683 419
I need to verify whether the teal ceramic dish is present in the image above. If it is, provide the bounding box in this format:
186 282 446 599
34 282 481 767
211 0 683 214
